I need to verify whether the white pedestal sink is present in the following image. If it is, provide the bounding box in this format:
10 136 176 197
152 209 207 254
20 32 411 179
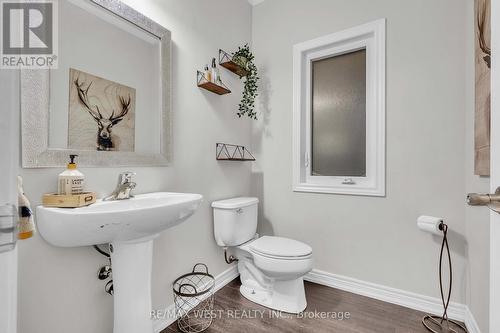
37 192 203 333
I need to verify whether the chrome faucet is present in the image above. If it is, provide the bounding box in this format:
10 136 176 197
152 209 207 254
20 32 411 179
103 172 136 201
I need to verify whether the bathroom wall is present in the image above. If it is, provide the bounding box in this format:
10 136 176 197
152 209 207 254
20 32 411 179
464 0 491 331
17 1 252 332
251 0 470 306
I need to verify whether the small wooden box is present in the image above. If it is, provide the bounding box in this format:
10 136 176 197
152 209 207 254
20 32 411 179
42 192 97 208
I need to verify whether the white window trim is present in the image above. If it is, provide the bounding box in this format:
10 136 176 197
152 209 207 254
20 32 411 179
293 19 386 196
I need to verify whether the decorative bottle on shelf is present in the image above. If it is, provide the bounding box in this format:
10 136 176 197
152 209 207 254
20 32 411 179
204 64 211 82
211 58 219 83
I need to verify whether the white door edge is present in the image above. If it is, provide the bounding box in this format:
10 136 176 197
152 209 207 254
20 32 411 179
0 69 19 333
491 0 500 331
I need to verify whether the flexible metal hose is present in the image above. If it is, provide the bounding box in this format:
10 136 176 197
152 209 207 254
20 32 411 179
93 244 110 257
422 223 468 333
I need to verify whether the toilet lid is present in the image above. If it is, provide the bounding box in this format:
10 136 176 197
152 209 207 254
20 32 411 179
250 236 312 258
211 197 259 209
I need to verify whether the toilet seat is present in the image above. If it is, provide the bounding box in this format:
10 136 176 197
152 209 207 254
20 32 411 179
238 235 313 284
249 236 312 259
235 236 313 312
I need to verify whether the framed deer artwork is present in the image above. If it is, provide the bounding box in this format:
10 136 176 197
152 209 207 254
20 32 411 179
69 69 136 152
475 0 491 175
21 0 171 167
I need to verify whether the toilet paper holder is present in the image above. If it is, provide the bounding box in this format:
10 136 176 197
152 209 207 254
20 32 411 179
467 187 500 214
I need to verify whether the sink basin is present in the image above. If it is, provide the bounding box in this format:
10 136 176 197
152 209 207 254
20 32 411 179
37 192 203 247
36 192 203 333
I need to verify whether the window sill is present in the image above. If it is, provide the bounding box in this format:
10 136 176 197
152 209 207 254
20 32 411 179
293 183 385 197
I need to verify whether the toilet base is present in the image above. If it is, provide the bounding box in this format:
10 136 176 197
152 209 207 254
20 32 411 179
238 270 307 314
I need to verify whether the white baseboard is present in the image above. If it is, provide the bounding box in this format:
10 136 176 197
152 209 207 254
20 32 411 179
154 267 482 333
152 303 176 333
464 306 481 333
305 269 483 332
153 265 239 333
305 269 466 321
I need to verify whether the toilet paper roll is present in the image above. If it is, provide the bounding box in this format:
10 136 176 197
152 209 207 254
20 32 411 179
417 215 443 236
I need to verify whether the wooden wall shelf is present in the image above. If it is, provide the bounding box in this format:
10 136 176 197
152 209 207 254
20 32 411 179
197 71 231 95
219 49 249 78
216 143 255 161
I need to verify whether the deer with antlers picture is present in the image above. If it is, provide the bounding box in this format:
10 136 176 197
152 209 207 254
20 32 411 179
474 0 491 176
68 69 136 152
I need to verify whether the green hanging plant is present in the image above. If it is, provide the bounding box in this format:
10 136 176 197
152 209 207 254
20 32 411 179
232 44 259 120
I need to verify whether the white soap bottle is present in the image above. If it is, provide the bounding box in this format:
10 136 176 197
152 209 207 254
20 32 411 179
58 155 85 195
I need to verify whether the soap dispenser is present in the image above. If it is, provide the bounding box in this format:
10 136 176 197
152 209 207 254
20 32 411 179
58 155 85 195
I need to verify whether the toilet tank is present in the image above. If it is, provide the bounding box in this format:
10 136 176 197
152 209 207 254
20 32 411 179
212 197 259 247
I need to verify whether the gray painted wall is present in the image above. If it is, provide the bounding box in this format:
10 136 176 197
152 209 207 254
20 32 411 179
251 0 471 309
17 1 252 332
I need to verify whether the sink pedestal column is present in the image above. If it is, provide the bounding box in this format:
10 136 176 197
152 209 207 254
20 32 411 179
110 240 154 333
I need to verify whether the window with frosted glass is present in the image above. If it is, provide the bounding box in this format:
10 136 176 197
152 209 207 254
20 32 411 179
311 49 367 177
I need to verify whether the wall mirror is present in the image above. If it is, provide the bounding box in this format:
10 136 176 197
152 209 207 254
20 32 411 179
22 0 171 168
293 19 385 196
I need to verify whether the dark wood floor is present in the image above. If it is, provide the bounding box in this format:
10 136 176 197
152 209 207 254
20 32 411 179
163 278 439 333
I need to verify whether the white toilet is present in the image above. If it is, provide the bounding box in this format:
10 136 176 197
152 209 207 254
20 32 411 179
212 197 313 313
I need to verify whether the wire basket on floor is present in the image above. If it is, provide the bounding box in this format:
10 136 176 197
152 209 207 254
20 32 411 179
173 263 215 333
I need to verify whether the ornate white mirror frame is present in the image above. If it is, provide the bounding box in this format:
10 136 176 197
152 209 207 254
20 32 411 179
21 0 171 168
